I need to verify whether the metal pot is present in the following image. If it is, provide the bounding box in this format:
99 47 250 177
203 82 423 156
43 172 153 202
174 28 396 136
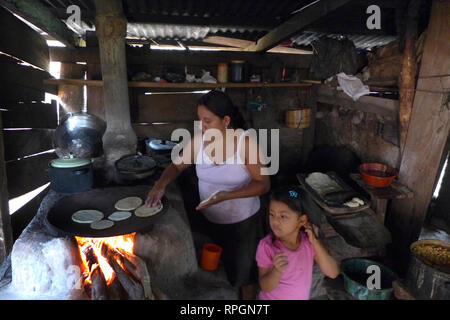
53 112 106 159
115 154 157 181
49 155 93 193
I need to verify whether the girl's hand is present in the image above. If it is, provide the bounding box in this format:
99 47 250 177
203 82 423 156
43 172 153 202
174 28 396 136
272 252 289 274
145 184 165 208
304 222 319 244
195 191 229 211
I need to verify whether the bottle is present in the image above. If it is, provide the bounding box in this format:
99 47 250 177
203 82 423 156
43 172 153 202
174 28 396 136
217 62 228 83
230 60 245 82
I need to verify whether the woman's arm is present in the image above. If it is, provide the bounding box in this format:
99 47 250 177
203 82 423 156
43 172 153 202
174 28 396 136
146 135 199 207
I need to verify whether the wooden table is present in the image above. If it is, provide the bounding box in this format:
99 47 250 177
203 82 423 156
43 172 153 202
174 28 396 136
350 173 414 224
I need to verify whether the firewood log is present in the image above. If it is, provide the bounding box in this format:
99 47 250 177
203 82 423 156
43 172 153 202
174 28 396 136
108 255 145 300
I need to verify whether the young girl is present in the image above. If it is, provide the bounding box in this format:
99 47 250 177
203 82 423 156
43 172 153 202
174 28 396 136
255 186 340 300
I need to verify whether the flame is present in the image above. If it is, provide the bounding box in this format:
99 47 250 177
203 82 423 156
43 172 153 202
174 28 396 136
76 233 135 286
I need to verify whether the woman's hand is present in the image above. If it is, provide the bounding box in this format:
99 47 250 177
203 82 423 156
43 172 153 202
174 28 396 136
195 191 229 211
272 252 289 274
145 184 165 208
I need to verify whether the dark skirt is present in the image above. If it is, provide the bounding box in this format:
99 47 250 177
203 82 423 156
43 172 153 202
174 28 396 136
202 209 266 288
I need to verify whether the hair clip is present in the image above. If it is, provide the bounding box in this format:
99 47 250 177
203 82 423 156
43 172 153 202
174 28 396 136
289 190 298 198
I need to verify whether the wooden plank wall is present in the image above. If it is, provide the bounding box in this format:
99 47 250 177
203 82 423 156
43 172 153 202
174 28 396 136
0 9 58 243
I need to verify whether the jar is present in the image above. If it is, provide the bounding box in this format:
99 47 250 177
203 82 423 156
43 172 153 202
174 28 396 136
230 60 245 82
217 62 228 83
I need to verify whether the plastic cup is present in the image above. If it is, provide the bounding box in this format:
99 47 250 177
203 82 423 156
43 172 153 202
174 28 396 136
200 243 222 271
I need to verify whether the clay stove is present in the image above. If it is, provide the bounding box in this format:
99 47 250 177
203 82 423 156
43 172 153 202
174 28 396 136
0 184 237 300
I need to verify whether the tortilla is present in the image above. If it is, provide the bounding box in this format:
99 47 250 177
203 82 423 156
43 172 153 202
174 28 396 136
90 219 114 230
114 196 143 211
72 209 104 224
199 190 222 206
108 211 132 222
135 203 163 218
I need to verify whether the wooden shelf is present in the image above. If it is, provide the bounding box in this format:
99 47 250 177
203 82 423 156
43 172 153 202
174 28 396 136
43 78 316 89
317 85 399 118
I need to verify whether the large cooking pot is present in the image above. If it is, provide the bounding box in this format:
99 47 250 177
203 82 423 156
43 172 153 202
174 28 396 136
53 112 106 159
49 155 93 193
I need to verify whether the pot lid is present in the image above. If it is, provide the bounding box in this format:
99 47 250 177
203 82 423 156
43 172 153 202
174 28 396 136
148 139 176 151
51 154 91 168
115 154 157 173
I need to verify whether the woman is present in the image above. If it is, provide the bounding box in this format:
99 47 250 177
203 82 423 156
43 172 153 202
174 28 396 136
146 90 270 299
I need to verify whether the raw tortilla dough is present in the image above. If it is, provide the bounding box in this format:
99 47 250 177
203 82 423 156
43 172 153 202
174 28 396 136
114 196 143 211
135 203 163 217
199 190 222 206
72 209 104 224
90 219 114 230
343 197 364 208
305 172 343 196
108 211 132 222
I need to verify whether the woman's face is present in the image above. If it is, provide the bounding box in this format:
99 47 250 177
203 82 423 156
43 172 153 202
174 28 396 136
197 104 230 134
269 199 306 239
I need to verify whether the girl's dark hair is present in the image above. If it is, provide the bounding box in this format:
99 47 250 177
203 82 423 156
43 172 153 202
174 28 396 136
197 90 247 129
269 186 307 246
270 186 305 217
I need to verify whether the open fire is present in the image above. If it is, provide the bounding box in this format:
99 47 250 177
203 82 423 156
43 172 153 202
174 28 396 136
75 233 154 300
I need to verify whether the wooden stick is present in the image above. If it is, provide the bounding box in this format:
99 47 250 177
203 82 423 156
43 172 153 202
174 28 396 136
83 246 107 300
90 265 108 300
102 244 145 300
115 248 154 300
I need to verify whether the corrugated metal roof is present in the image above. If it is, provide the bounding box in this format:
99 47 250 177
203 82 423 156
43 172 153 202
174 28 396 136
292 31 397 50
39 0 398 50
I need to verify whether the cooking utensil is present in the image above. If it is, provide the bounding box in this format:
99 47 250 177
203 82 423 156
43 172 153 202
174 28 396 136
45 186 169 237
48 154 93 193
359 163 397 188
53 112 106 159
297 172 370 214
115 154 157 181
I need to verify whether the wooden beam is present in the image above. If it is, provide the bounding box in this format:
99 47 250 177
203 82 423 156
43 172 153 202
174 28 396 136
386 0 450 276
0 7 49 71
44 78 314 89
245 0 353 52
0 0 79 48
0 112 13 263
203 36 312 54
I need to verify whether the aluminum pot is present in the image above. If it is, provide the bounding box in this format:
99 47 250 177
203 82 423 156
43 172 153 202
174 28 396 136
53 112 106 159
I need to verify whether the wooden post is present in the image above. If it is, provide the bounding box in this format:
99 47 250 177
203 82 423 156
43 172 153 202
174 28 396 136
0 113 13 264
386 0 450 275
94 0 137 166
398 0 421 155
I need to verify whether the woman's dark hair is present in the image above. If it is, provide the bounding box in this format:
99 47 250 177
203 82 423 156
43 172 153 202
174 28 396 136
197 90 247 129
270 186 305 217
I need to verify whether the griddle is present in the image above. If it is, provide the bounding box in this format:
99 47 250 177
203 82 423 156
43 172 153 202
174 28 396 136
297 172 370 215
46 186 169 238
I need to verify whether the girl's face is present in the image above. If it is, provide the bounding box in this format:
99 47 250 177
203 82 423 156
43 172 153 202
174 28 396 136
269 199 307 239
197 104 230 134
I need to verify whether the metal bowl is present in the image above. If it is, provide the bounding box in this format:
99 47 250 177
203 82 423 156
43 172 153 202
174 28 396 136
53 112 106 159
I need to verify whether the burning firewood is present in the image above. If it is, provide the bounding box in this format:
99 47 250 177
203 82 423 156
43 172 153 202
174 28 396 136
105 249 145 300
83 246 108 300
